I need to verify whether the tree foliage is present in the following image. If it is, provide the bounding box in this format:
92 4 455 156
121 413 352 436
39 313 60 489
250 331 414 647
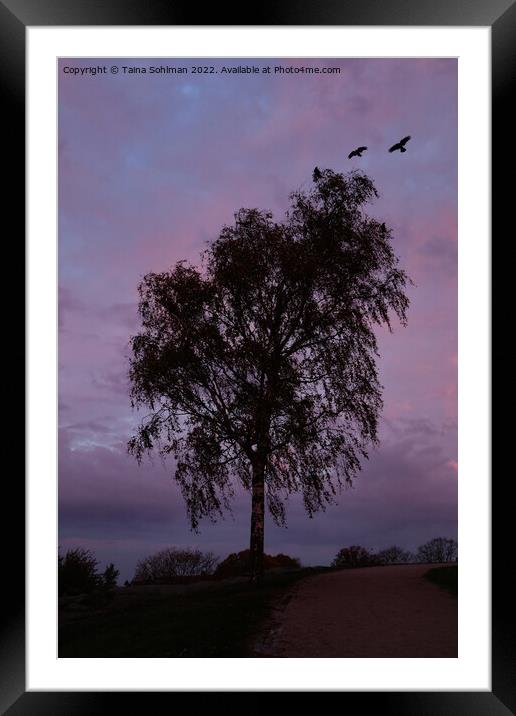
332 545 377 569
416 537 457 564
133 547 218 584
376 545 413 565
58 548 101 596
128 169 410 577
58 548 121 595
102 563 120 590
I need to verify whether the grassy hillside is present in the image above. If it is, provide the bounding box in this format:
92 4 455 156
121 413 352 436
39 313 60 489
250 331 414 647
424 565 458 597
59 567 326 657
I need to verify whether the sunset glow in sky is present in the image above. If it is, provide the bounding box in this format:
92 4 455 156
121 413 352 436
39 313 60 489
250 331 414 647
59 58 457 582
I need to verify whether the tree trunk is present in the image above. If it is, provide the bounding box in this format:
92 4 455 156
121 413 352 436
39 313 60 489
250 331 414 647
249 460 265 584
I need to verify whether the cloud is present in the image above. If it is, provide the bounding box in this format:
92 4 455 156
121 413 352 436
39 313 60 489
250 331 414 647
59 413 457 582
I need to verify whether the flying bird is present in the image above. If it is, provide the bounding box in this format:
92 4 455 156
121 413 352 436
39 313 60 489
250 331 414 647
312 166 322 181
389 136 411 153
348 146 368 159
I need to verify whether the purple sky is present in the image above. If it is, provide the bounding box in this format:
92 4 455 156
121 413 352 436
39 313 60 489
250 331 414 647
58 58 457 582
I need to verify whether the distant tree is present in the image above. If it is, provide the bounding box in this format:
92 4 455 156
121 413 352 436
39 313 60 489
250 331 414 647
58 547 101 596
332 545 376 569
375 545 413 565
133 547 218 584
416 537 457 564
102 563 119 590
128 168 410 582
214 550 300 578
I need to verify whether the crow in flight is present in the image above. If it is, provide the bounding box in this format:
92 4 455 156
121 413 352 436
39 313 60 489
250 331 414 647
389 136 411 153
312 166 322 181
348 146 368 159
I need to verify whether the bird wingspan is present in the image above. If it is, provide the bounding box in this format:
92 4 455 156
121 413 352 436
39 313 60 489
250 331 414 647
400 135 411 145
388 144 398 152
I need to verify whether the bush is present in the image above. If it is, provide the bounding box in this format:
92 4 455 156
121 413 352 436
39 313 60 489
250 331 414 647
59 548 120 596
214 550 301 579
416 537 457 564
270 553 301 570
424 565 458 596
133 547 219 584
331 545 377 569
375 545 413 565
59 548 101 596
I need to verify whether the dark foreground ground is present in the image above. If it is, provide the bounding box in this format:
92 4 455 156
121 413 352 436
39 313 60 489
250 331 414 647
58 568 326 657
59 564 457 658
253 564 458 658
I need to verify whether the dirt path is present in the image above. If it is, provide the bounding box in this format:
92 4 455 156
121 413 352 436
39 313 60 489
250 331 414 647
254 565 457 657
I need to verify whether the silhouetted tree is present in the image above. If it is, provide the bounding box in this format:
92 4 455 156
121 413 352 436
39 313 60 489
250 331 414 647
375 545 413 565
102 563 119 590
332 545 376 569
416 537 457 563
58 547 101 596
133 547 218 584
128 169 410 582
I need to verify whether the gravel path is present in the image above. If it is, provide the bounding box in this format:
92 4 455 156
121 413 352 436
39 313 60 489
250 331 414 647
254 564 457 657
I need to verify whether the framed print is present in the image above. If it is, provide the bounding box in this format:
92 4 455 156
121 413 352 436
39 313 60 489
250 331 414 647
6 0 513 711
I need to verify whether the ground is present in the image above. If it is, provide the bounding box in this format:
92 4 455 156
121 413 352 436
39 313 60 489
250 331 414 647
252 564 457 657
58 569 323 657
58 564 457 658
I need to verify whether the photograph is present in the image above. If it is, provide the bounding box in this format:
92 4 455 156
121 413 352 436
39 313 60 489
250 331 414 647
57 56 458 659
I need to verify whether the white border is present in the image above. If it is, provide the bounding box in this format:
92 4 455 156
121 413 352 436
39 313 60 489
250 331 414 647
27 27 490 691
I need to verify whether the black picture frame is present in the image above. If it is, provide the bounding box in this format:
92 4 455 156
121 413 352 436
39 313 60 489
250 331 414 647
6 0 513 711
